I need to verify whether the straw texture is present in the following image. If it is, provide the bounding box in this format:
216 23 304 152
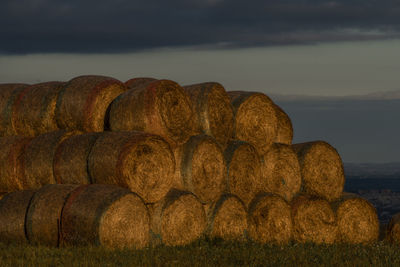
273 104 293 145
125 77 157 89
387 213 400 244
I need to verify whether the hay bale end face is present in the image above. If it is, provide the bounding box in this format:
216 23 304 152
273 104 293 145
125 77 158 89
387 213 400 244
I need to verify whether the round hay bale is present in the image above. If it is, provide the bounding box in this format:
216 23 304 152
88 131 175 204
292 141 345 202
0 190 35 244
183 82 234 148
228 91 278 155
149 189 206 246
174 134 226 204
109 79 198 146
205 194 247 241
224 140 261 206
12 81 65 137
387 213 400 244
55 75 127 132
247 192 292 244
273 104 293 145
54 132 101 184
291 195 337 244
26 184 79 246
332 192 379 244
125 77 158 89
60 184 150 249
260 143 301 202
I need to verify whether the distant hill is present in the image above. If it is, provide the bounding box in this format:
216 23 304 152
343 162 400 178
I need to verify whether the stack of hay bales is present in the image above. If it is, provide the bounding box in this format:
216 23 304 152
0 76 379 248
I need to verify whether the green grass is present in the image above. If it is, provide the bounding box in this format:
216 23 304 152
1 239 400 267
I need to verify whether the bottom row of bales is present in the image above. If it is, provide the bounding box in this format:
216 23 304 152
0 184 382 249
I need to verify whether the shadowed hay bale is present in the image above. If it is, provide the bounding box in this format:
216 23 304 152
0 190 35 244
224 140 261 206
332 192 379 244
292 141 345 202
183 82 234 148
273 104 293 145
174 134 226 204
205 194 247 241
260 143 301 202
387 213 400 244
109 79 198 146
125 77 158 89
228 91 278 155
0 192 6 200
26 184 79 246
54 132 101 184
291 195 337 244
149 189 206 246
88 131 175 204
61 184 150 249
12 82 65 137
56 75 127 132
0 136 32 192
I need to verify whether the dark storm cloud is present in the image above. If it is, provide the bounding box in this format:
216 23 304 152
1 0 400 54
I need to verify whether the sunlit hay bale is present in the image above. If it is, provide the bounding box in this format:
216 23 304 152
55 75 127 132
60 184 150 249
149 189 206 246
174 134 226 204
12 82 65 137
292 141 345 202
0 190 35 244
0 83 29 136
25 184 79 246
224 140 261 206
387 213 400 244
88 131 175 204
183 82 234 149
20 130 79 190
227 91 278 155
109 79 198 146
273 104 293 145
332 192 379 244
260 143 301 202
53 132 101 184
291 195 337 244
0 136 32 192
125 77 158 89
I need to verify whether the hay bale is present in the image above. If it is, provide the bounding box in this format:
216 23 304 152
54 132 101 184
292 141 345 202
60 184 149 249
88 131 175 204
0 190 35 244
273 104 293 145
125 77 158 89
26 184 79 246
387 213 400 244
228 91 278 155
55 75 127 132
332 192 379 244
224 140 261 206
183 82 234 148
291 195 337 244
0 192 6 200
149 189 206 246
109 79 198 146
260 143 301 202
174 134 226 204
12 82 65 137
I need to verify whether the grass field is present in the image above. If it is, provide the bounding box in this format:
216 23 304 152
1 239 400 266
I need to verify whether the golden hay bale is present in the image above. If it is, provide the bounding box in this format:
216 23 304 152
55 75 127 132
387 213 400 244
174 134 226 204
0 190 35 244
60 184 150 249
183 82 234 148
125 77 158 89
292 141 345 202
0 136 32 192
109 79 198 146
332 192 379 244
26 184 79 246
88 131 175 204
12 82 65 137
247 192 292 244
149 189 206 246
291 195 337 244
205 194 247 241
224 140 261 206
273 104 293 145
260 143 301 202
228 91 278 155
53 132 101 184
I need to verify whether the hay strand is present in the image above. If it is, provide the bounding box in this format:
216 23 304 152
387 213 400 244
125 77 158 89
273 104 293 145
